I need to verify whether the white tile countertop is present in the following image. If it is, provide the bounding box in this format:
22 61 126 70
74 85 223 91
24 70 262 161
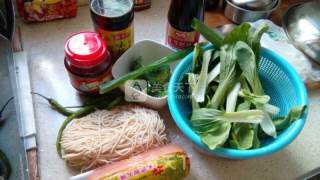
18 1 320 180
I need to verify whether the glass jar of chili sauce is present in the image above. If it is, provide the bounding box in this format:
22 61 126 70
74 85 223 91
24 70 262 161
64 31 112 94
90 0 134 61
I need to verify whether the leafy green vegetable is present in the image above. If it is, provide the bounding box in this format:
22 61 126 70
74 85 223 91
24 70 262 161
187 19 307 150
200 122 231 150
144 65 171 84
191 108 264 150
273 105 307 131
208 43 239 108
252 124 261 148
234 41 264 95
192 49 213 102
229 123 254 150
247 25 269 63
147 81 168 98
191 108 264 125
131 56 144 72
239 89 270 106
239 89 277 138
223 23 251 45
129 57 171 98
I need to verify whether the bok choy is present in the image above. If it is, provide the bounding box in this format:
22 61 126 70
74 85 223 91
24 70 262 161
187 19 307 150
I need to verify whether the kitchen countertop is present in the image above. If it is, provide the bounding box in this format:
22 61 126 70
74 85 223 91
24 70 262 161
18 1 320 180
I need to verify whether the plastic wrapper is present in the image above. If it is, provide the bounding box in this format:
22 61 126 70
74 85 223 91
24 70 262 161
16 0 77 22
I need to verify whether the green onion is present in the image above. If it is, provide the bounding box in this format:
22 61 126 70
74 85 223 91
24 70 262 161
99 47 194 94
191 18 223 48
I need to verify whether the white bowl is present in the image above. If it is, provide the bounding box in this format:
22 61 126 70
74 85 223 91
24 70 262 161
112 40 176 109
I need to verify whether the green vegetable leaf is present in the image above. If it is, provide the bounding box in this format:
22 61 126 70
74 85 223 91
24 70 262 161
238 89 278 138
201 122 231 150
234 41 264 95
252 124 261 148
223 23 251 45
229 123 254 150
145 64 171 84
130 56 144 71
192 49 213 102
237 101 251 111
239 89 270 107
273 105 307 131
191 108 264 125
247 24 269 63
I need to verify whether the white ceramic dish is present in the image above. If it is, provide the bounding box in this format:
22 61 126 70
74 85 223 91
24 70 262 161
112 40 176 109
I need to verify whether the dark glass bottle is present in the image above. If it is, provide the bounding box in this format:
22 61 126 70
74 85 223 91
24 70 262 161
205 0 220 10
166 0 205 49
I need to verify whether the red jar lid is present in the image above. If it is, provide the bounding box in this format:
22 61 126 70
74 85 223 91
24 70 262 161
65 31 109 67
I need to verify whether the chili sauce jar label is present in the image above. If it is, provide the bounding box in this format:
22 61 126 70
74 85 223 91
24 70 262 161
165 23 200 49
68 68 112 93
95 24 134 60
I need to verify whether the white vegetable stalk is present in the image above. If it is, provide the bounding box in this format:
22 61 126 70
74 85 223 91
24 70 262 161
226 83 241 112
263 104 280 116
188 73 200 109
208 63 221 83
218 110 264 123
260 111 277 138
192 49 213 103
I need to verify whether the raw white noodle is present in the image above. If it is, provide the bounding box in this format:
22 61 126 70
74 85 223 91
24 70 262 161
61 105 167 171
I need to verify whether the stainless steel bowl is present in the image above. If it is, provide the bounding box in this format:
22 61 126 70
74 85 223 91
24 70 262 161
282 1 320 64
224 0 280 24
231 0 277 11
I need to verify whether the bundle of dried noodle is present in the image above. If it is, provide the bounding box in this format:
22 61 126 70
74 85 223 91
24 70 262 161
61 105 167 171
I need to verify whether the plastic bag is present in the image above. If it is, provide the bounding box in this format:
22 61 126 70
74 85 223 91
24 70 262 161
251 20 320 83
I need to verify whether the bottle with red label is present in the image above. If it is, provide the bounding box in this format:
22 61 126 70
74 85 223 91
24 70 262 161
166 0 205 50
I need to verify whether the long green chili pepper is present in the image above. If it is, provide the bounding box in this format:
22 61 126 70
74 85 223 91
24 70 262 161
31 92 75 116
0 150 11 179
56 97 122 157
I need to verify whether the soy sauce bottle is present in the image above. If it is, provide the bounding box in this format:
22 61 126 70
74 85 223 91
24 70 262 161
205 0 220 10
166 0 205 49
